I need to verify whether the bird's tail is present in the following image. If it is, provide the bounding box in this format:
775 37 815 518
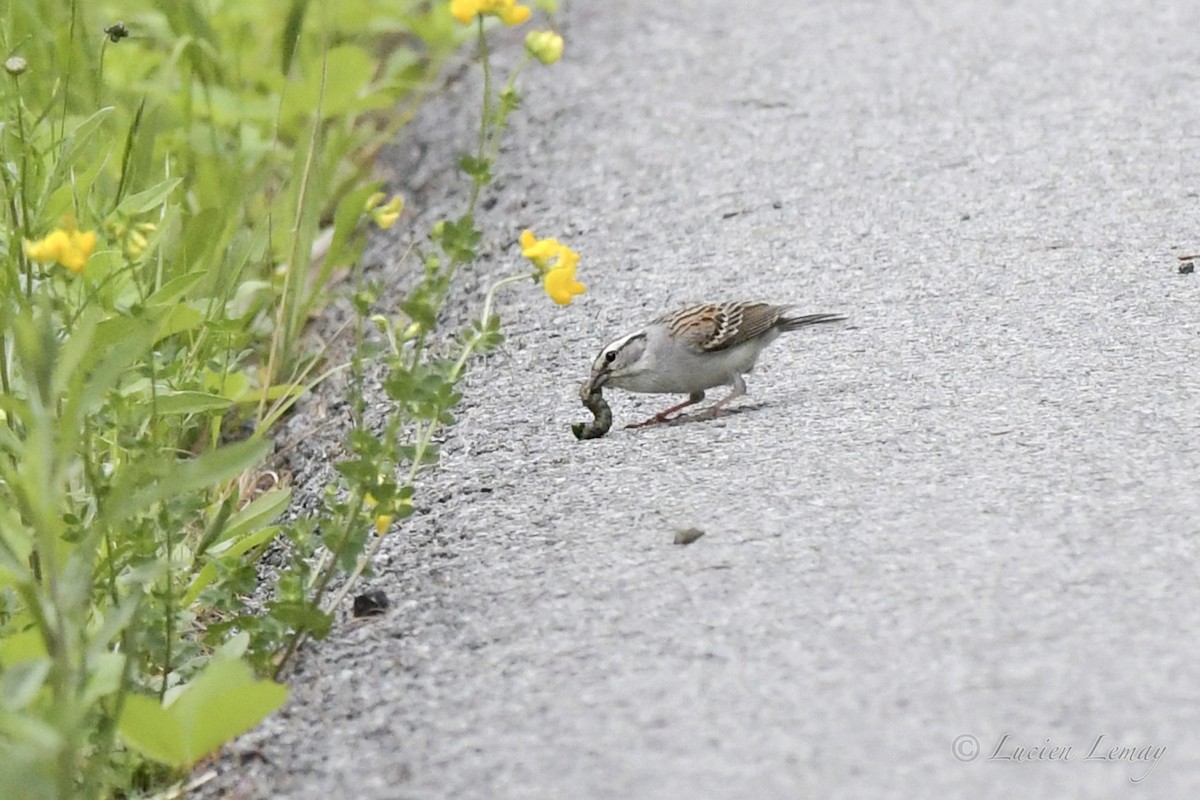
779 312 846 332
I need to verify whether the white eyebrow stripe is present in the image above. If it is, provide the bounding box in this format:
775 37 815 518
594 331 646 370
605 331 646 354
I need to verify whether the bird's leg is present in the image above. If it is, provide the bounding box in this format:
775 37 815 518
626 391 705 428
698 374 746 419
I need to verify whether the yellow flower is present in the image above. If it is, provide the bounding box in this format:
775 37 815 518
525 30 564 65
543 263 585 306
450 0 531 26
374 514 393 535
519 229 563 270
521 229 585 305
369 195 405 230
555 244 579 272
496 2 531 24
450 0 478 22
23 223 98 274
24 230 71 263
518 228 540 255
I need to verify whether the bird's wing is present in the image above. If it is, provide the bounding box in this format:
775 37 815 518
656 302 787 353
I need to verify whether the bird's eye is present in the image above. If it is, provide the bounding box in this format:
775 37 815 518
605 351 617 363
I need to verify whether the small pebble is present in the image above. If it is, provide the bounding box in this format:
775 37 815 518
352 589 389 618
673 528 705 545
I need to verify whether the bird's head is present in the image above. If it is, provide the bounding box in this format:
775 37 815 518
584 331 647 393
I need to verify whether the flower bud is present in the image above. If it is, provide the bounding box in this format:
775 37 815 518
525 30 564 65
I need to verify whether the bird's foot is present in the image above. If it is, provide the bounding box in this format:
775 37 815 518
624 392 710 429
625 412 676 429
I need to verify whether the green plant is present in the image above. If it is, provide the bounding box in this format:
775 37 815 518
0 0 579 796
268 2 582 679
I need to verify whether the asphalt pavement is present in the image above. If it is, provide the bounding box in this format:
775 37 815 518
204 1 1200 797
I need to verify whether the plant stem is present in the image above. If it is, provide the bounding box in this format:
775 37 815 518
0 334 10 427
264 42 329 421
159 507 173 701
485 58 530 166
466 16 492 217
12 73 33 300
273 488 368 680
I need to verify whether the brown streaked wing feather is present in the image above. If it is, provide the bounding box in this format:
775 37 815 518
712 303 788 350
655 302 789 353
654 304 719 351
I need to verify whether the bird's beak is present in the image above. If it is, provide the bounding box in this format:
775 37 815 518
583 368 609 395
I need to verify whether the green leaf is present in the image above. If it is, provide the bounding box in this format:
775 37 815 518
155 303 206 341
457 155 492 184
212 524 281 561
144 270 207 307
50 306 103 400
215 631 251 661
82 316 164 414
324 181 380 275
118 658 287 768
11 304 56 405
204 369 250 402
280 44 376 122
43 146 109 222
266 601 333 640
184 523 280 606
0 506 33 588
195 494 237 559
1 658 51 711
114 96 147 209
400 297 436 331
212 489 291 551
181 207 230 272
88 595 146 653
41 107 115 212
82 653 126 705
439 214 481 262
0 628 47 666
117 177 183 215
398 443 439 466
181 562 219 609
108 438 272 525
154 391 234 417
280 0 311 75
